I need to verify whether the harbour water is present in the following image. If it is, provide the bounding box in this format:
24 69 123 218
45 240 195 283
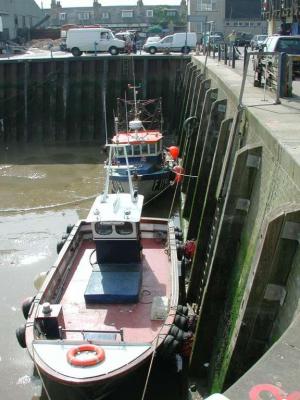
0 144 181 400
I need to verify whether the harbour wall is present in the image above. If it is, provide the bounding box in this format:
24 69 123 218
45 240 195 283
178 57 300 397
0 55 188 145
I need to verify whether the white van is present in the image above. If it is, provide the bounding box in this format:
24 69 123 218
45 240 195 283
143 32 197 54
66 28 125 56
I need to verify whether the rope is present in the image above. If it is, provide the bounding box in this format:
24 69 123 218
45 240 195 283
168 179 180 219
32 343 52 400
143 183 172 207
140 333 164 400
0 194 97 214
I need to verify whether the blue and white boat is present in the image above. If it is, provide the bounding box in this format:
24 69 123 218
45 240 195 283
109 89 180 204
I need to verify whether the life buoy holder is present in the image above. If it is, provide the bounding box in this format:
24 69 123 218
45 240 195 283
67 344 105 367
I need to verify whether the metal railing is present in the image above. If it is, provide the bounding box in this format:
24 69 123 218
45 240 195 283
58 327 124 341
239 51 281 106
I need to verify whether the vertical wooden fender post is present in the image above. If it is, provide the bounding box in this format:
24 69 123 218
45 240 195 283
186 99 227 239
182 87 218 217
186 118 232 302
189 145 262 389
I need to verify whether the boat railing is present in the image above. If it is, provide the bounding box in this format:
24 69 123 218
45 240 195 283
58 327 124 341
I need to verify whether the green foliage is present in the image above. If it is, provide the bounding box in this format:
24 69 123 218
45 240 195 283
152 7 187 29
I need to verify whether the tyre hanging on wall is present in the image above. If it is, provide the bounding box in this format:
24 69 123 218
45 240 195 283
16 324 27 348
22 296 35 319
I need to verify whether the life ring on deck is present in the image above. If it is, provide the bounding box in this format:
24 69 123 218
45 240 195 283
67 344 105 367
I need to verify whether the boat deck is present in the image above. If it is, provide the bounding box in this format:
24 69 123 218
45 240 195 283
60 238 171 344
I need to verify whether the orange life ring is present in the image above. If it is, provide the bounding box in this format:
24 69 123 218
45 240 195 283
67 344 105 367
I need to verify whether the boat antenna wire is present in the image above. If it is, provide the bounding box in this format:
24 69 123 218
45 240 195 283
131 54 138 119
125 90 129 136
103 89 108 145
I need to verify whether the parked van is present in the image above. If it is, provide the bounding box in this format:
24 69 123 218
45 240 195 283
66 28 125 56
143 32 197 54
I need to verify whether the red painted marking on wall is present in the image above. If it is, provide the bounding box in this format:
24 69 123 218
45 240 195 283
249 384 300 400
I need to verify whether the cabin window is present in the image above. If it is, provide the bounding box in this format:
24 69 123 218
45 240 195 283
115 222 133 235
116 147 124 156
149 143 156 154
95 223 112 235
126 146 133 156
133 145 140 156
141 143 148 154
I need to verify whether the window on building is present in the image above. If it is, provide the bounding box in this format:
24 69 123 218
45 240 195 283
165 10 177 17
122 10 133 18
146 10 153 17
22 16 26 27
59 13 66 21
102 12 110 19
196 0 217 12
78 12 90 20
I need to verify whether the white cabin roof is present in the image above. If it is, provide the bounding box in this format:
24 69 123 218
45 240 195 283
86 193 143 223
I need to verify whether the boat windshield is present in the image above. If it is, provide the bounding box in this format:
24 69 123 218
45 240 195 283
149 143 156 154
95 223 113 235
115 222 133 235
115 143 161 158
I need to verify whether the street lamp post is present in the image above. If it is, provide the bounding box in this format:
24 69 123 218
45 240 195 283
204 20 214 76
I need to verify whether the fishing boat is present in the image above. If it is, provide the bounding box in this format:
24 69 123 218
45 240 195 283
108 86 181 205
16 145 185 400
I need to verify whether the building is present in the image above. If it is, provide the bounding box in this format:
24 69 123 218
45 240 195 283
187 0 266 40
262 0 300 35
46 0 187 33
0 0 44 41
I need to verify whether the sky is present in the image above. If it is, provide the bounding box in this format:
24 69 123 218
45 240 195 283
34 0 182 8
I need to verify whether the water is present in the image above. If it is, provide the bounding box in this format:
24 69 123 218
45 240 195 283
0 145 181 400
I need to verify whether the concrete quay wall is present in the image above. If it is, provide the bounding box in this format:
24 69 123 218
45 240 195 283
179 56 300 397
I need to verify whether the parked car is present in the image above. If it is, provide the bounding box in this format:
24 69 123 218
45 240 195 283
250 34 268 50
143 32 197 54
235 32 252 47
66 27 125 56
263 35 300 74
144 36 161 45
202 33 223 49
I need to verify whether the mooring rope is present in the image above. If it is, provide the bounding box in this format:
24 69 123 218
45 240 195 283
0 194 97 214
140 333 164 400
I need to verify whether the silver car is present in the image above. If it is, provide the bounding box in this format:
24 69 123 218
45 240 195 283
250 34 268 50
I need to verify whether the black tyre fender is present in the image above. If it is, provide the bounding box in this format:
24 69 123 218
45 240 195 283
66 224 74 234
174 314 189 331
22 296 35 319
176 305 189 316
169 325 184 342
71 47 82 57
175 231 183 241
176 243 184 261
16 325 27 348
109 46 119 55
57 239 66 254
